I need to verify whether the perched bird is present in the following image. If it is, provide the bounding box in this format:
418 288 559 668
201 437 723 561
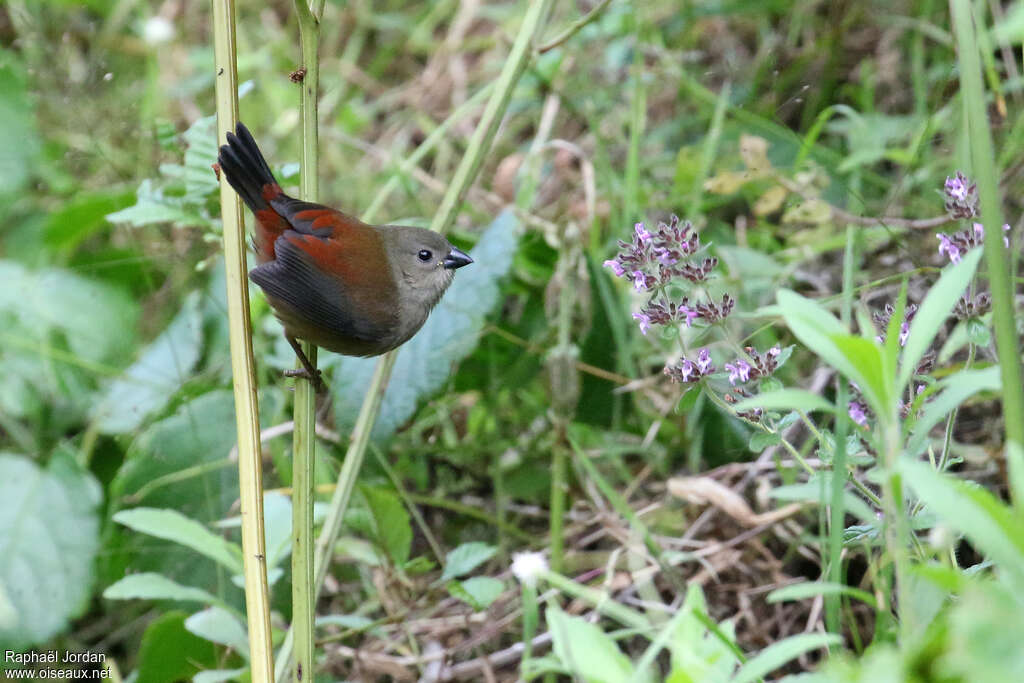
217 122 472 389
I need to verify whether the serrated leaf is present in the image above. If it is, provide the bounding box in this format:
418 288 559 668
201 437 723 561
94 292 203 434
103 573 219 605
0 452 101 649
113 508 243 573
185 607 249 658
447 576 504 611
441 542 498 581
333 209 520 441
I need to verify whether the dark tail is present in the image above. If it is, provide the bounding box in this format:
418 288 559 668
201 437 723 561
217 122 281 213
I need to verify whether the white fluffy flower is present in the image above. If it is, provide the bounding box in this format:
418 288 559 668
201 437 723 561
511 552 548 587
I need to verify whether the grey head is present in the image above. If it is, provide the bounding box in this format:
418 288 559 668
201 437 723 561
378 225 473 341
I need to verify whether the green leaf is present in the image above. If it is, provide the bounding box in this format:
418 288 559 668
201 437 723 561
777 291 892 416
135 611 218 683
965 318 991 346
43 190 135 253
748 430 781 452
548 605 635 683
832 334 892 420
112 508 244 573
0 61 41 197
447 576 504 611
94 292 203 434
731 633 841 683
767 581 875 607
358 486 412 567
185 607 250 659
333 210 520 441
103 573 219 605
0 451 101 649
898 248 982 390
900 459 1024 589
441 542 498 581
906 366 1000 456
734 389 835 414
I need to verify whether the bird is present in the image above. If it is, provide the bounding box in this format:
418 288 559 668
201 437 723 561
216 122 473 391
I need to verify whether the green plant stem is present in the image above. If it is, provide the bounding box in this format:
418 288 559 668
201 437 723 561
950 0 1024 504
275 7 551 677
289 1 323 681
826 225 855 641
211 0 274 679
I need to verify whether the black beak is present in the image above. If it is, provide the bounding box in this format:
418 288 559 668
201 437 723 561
443 247 473 270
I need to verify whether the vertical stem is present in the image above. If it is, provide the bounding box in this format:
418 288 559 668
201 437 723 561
211 0 274 680
826 226 855 640
290 1 322 681
950 0 1024 504
274 2 552 678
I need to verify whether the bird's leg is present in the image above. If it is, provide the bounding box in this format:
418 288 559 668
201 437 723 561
283 335 326 393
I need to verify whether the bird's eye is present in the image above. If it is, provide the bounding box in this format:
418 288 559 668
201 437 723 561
417 249 433 262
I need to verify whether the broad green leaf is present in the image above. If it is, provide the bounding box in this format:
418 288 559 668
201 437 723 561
185 607 249 658
767 581 875 606
43 190 134 253
447 576 504 611
734 389 835 415
332 210 520 441
777 291 890 415
103 573 219 605
548 605 635 683
135 611 218 683
441 542 498 581
113 508 243 573
94 292 203 434
906 366 1000 456
358 486 412 567
731 633 840 683
0 451 101 649
898 248 982 390
900 459 1024 588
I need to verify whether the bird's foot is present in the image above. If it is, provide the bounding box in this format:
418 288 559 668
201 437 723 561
283 367 327 394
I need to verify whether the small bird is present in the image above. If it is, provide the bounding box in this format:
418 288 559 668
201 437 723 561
217 122 473 390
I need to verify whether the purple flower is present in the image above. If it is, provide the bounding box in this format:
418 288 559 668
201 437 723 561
848 401 868 427
724 360 752 385
1004 223 1011 248
937 232 962 264
680 304 699 327
631 271 655 291
767 345 780 357
632 312 651 335
943 171 979 219
898 321 910 347
696 348 713 374
634 222 652 243
945 174 968 202
603 259 625 277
